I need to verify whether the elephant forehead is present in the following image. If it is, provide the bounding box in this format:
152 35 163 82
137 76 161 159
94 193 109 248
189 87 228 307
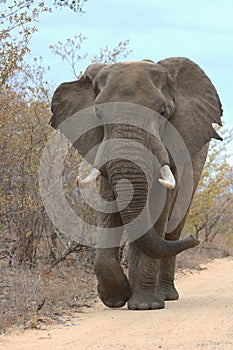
114 61 164 72
98 61 168 84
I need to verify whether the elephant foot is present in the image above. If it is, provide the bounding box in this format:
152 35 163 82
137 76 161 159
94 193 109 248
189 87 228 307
96 268 131 308
128 292 165 310
160 281 179 301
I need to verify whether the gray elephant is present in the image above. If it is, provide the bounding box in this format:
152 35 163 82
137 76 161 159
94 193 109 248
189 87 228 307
50 57 222 310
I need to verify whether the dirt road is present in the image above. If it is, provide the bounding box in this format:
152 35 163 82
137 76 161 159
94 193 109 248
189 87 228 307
1 258 233 350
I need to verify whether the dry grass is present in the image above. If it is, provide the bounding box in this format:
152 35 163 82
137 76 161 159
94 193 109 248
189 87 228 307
0 238 232 334
0 260 97 334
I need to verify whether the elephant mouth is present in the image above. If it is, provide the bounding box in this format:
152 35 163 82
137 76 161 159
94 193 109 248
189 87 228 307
76 164 176 190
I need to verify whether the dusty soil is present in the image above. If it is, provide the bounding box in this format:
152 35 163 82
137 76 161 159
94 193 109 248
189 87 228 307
1 257 233 350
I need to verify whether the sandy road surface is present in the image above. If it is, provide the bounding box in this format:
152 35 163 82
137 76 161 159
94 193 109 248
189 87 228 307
1 258 233 350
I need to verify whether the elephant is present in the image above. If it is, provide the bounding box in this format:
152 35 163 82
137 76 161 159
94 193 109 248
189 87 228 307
50 57 222 310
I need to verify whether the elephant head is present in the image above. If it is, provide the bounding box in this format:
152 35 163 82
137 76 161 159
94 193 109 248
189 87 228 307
50 58 222 258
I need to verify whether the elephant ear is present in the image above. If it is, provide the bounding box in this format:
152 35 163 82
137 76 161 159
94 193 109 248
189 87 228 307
50 63 106 164
158 57 223 158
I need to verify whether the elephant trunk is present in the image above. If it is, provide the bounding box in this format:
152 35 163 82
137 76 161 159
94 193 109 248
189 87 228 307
134 228 199 258
107 160 199 259
77 135 198 258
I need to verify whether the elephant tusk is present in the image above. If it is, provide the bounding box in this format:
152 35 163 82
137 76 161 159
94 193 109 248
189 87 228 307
76 167 101 188
158 164 176 189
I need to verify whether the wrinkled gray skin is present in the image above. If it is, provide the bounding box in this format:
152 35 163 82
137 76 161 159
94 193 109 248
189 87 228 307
50 58 222 310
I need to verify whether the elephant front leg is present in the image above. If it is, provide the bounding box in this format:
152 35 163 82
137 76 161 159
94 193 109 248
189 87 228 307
127 242 165 310
94 177 130 308
94 246 131 308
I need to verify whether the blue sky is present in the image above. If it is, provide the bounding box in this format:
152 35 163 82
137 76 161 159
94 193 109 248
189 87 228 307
29 0 233 158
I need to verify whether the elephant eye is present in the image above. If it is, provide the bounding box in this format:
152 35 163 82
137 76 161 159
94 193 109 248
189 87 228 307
51 107 54 114
160 106 166 116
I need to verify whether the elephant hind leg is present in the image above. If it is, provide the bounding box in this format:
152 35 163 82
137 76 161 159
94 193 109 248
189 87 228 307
158 217 188 301
159 145 208 301
95 248 130 308
159 256 179 301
